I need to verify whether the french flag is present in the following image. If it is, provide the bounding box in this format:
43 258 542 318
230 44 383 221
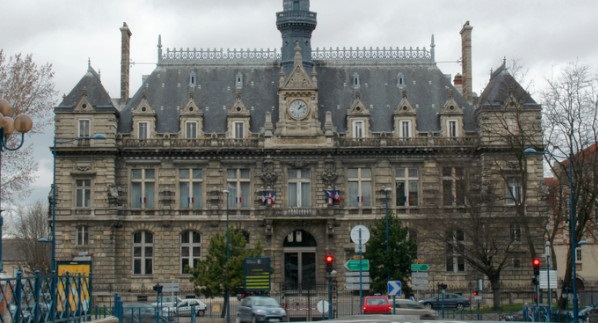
237 196 243 204
266 191 276 205
188 196 195 207
332 189 341 203
356 196 364 203
324 190 333 205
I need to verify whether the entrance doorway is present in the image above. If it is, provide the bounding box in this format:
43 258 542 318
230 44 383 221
283 230 316 290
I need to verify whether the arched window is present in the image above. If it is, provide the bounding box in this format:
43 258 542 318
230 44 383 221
181 230 201 273
133 231 153 275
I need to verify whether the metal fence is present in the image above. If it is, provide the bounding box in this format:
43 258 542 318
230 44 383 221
0 271 92 323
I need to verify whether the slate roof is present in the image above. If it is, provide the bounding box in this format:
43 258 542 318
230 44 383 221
116 58 475 135
57 64 116 112
478 62 538 108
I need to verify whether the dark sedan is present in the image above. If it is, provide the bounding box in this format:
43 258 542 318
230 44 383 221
419 293 470 310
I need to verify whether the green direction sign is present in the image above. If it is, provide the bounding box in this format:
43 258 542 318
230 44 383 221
244 257 271 292
345 259 370 271
411 263 429 271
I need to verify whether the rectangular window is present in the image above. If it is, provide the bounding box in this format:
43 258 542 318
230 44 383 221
352 120 365 138
185 121 198 139
233 122 244 139
131 169 155 209
506 177 522 205
75 179 91 208
395 167 419 206
181 231 201 274
448 120 458 137
138 122 149 139
179 168 203 209
288 168 311 207
76 225 89 246
510 224 522 242
78 119 90 138
348 167 372 207
442 167 465 206
133 231 153 275
446 229 465 272
227 168 250 208
400 120 411 138
576 248 582 263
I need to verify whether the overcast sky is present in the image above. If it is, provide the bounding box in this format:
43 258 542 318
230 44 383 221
1 0 597 208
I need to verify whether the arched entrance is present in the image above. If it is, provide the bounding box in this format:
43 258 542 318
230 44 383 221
283 229 317 290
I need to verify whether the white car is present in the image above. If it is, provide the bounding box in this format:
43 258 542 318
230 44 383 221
151 295 182 309
165 298 207 316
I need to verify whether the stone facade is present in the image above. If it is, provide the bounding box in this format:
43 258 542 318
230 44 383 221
53 0 546 305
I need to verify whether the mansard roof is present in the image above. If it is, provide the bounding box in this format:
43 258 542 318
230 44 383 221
56 64 116 112
117 47 475 135
478 62 539 109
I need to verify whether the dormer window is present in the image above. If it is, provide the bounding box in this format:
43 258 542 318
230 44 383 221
233 121 244 139
186 121 198 139
236 72 243 89
353 73 361 89
448 120 458 137
352 120 365 138
397 73 405 88
189 71 197 87
138 122 149 139
400 120 411 138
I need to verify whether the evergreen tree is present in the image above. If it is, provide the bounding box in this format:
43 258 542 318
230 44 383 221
365 214 417 296
189 227 263 317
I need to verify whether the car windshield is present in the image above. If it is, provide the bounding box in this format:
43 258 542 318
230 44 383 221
253 298 279 306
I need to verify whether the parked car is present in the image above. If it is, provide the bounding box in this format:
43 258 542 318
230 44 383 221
151 295 182 309
392 299 438 319
164 298 207 316
237 296 287 322
419 293 470 310
362 295 392 314
121 303 170 323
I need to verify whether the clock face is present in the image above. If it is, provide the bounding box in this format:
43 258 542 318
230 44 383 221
288 99 309 120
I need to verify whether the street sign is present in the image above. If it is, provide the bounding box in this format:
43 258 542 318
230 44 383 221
346 276 370 283
412 272 429 278
410 263 429 271
345 271 370 277
412 285 430 291
539 270 558 289
345 259 370 271
316 300 329 313
412 279 429 285
161 282 180 293
388 281 402 296
355 244 366 253
350 225 370 244
346 283 370 290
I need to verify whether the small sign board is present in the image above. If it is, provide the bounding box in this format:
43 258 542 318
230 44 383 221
346 283 370 290
350 225 370 244
160 282 180 293
244 257 271 292
345 259 370 271
346 276 370 283
388 281 402 296
410 263 429 271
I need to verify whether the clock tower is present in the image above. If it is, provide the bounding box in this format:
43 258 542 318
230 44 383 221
274 42 323 139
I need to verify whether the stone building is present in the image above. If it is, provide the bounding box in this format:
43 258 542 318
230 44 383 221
53 0 545 303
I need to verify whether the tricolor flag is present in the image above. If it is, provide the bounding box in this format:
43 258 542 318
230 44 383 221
356 196 364 203
188 196 195 207
324 189 333 205
332 189 341 203
266 191 276 205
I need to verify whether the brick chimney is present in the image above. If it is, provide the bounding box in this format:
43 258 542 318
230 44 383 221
460 21 473 103
120 22 132 105
453 73 463 95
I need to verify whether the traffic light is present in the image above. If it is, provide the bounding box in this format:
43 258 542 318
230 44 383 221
153 283 163 293
325 254 334 273
473 290 478 297
532 258 541 276
532 277 539 285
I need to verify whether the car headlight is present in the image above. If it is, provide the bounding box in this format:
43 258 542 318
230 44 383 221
255 309 266 315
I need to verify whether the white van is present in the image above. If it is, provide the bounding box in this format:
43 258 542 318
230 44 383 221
151 295 183 309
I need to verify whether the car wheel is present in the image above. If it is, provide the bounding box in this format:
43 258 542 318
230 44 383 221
456 303 464 311
251 315 258 323
423 303 432 309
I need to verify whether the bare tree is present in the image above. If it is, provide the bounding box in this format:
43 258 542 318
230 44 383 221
8 200 51 274
542 62 598 308
0 50 57 203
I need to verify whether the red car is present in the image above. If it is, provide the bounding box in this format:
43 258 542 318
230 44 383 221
362 295 392 314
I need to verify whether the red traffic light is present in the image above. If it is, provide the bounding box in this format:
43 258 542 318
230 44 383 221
473 291 478 296
532 258 541 268
325 254 334 264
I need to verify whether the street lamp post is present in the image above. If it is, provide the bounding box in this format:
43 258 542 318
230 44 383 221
50 133 106 272
223 189 230 323
0 98 33 274
384 187 391 281
545 241 552 321
524 147 580 323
